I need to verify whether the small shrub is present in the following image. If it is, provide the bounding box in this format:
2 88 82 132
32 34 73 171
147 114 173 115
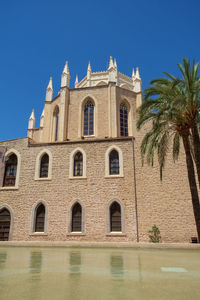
148 225 161 243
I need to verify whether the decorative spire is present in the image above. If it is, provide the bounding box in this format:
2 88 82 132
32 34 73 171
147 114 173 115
47 77 53 90
46 77 53 101
114 58 117 70
132 68 135 78
87 61 92 87
75 74 78 88
108 56 117 83
28 109 35 129
30 109 35 120
40 108 45 127
135 67 140 79
61 61 70 88
63 61 69 74
133 67 142 92
87 61 92 72
108 56 114 70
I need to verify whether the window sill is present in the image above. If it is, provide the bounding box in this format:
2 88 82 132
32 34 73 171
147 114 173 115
34 177 52 181
105 175 124 178
67 232 85 236
0 186 19 191
106 232 126 237
29 232 48 236
69 176 87 180
82 135 96 139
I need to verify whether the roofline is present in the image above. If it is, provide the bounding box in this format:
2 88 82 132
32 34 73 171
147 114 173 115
0 137 28 143
118 72 132 81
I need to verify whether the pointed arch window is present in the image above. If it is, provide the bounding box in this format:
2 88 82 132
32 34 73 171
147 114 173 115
84 100 94 136
120 102 128 136
0 208 11 241
35 204 45 232
3 154 17 186
72 203 82 232
109 150 119 175
40 154 49 178
105 146 123 177
74 152 83 176
110 202 121 232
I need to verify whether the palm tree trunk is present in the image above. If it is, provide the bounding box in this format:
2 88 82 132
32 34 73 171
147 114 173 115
191 125 200 189
182 134 200 242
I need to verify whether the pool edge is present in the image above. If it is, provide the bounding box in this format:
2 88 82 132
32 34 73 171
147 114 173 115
0 241 200 250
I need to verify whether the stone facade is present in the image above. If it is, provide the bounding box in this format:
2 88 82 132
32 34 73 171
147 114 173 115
0 58 197 243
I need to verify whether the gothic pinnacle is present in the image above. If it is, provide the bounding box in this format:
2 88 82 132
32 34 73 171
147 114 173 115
114 58 117 70
136 67 140 79
63 61 69 74
87 61 92 72
47 77 53 90
29 109 35 120
132 68 135 78
75 74 79 88
40 108 45 127
28 109 35 130
46 77 53 101
108 56 114 69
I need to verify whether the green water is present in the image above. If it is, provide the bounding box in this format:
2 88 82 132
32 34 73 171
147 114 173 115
0 247 200 300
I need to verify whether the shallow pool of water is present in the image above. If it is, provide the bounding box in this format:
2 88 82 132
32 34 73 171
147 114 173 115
0 247 200 300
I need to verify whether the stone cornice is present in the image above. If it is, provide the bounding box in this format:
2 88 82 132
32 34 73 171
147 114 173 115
28 136 134 147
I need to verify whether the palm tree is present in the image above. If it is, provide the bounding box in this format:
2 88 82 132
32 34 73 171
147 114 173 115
175 58 200 188
137 58 200 242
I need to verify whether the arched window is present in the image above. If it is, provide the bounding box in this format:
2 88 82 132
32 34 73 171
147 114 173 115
40 154 49 178
110 202 121 232
72 203 82 232
53 106 59 141
35 204 45 232
69 148 86 178
3 154 17 186
35 149 52 181
109 150 119 175
105 146 123 177
120 102 128 136
0 208 11 241
74 152 83 176
83 100 94 136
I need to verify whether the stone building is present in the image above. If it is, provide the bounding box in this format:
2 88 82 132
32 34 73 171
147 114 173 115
0 57 197 242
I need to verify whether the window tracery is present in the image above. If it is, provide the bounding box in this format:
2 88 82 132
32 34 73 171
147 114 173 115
120 102 128 136
84 100 94 136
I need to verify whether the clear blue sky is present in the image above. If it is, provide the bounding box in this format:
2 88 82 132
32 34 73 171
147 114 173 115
0 0 200 140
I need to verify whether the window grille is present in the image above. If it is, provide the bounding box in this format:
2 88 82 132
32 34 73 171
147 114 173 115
109 150 119 175
110 202 121 232
120 102 128 136
40 154 49 178
3 154 17 186
72 203 82 232
35 204 45 232
0 208 10 241
74 152 83 176
84 100 94 136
